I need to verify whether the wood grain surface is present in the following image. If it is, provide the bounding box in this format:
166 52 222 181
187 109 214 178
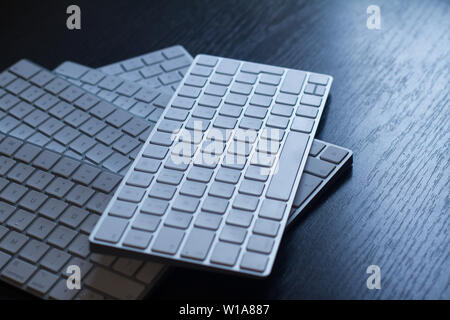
0 0 448 299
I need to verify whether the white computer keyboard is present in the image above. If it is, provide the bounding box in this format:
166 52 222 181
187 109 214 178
90 54 333 277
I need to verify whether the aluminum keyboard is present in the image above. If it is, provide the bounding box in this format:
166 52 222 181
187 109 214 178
0 60 160 175
90 55 333 277
56 58 352 230
99 46 192 95
0 49 352 297
288 140 352 225
54 61 175 128
0 134 165 299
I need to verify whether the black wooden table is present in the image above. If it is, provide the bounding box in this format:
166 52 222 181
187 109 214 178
0 0 448 299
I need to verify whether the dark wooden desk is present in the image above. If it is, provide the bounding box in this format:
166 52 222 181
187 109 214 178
0 0 448 299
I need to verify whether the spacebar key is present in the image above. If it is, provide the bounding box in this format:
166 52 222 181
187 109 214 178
266 131 309 201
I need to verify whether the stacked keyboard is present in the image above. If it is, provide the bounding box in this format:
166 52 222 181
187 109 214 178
289 140 352 225
90 55 334 277
99 46 192 94
0 60 157 175
0 134 166 299
54 61 175 128
0 45 352 298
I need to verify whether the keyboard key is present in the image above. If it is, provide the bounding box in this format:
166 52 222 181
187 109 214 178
1 258 37 284
39 198 67 220
164 210 192 229
28 270 59 295
0 182 27 203
239 117 262 130
266 131 309 201
156 169 184 186
181 228 215 260
219 225 247 244
209 181 235 199
301 94 322 107
271 104 293 117
320 145 349 164
19 239 49 263
10 60 41 79
233 194 259 212
127 171 153 188
215 167 241 184
276 93 297 106
245 165 269 182
198 95 221 108
103 153 131 173
148 183 176 200
86 192 112 214
210 73 232 86
304 157 335 178
296 105 318 118
196 55 218 67
132 213 161 232
67 234 90 258
291 117 314 133
7 163 35 183
226 209 253 228
19 190 48 212
249 94 272 107
266 115 289 129
66 185 95 206
92 172 121 193
194 213 222 231
205 83 227 97
202 196 229 214
47 226 77 249
59 206 88 229
118 186 146 203
171 195 200 213
240 252 268 273
280 70 306 95
41 248 71 272
253 218 280 237
152 227 185 255
46 177 74 198
214 115 237 129
239 179 265 196
0 230 28 254
6 209 33 232
258 199 286 221
0 201 15 223
187 166 213 183
259 74 281 86
150 131 174 146
235 72 257 84
140 197 169 216
210 242 240 267
94 216 128 244
216 59 240 75
108 200 137 219
123 229 153 249
308 73 329 85
172 96 195 110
